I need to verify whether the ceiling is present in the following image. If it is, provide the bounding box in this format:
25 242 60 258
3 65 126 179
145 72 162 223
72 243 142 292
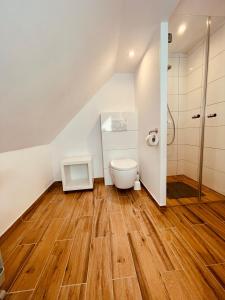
169 14 225 53
174 0 225 17
115 0 178 72
169 0 225 53
0 0 177 152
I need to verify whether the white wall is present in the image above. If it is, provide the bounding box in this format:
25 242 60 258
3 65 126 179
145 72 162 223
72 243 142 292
0 74 135 235
0 0 122 153
51 74 136 180
135 23 168 206
0 145 53 235
0 0 177 153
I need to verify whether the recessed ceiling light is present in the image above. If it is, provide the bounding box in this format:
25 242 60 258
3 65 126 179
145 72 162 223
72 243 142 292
177 23 187 35
129 50 135 58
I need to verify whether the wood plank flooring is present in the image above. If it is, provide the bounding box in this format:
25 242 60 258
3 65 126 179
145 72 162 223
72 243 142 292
1 181 225 299
167 175 225 206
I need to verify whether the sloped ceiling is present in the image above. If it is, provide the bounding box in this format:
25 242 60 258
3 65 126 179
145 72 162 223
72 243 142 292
116 0 179 72
0 0 177 152
174 0 225 16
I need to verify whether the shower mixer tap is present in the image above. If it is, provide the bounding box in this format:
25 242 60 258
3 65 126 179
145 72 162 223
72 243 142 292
207 113 217 118
192 114 200 119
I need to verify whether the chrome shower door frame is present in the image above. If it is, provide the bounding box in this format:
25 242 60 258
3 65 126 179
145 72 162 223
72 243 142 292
198 16 211 199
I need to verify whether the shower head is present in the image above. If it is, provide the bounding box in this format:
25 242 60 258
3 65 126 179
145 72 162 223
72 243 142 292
168 64 172 71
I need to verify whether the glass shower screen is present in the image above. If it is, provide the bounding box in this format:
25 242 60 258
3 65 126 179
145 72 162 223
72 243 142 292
166 14 225 205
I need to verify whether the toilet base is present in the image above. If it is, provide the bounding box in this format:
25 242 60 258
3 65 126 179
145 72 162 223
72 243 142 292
111 167 137 189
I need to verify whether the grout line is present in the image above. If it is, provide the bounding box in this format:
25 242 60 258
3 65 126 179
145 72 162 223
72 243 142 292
112 275 136 281
22 220 34 223
61 283 87 288
177 125 225 129
18 242 37 246
172 143 225 150
6 289 34 294
56 238 73 241
205 262 225 267
169 62 225 84
205 125 225 128
177 159 225 175
209 48 225 62
207 73 225 85
206 100 225 107
171 100 225 113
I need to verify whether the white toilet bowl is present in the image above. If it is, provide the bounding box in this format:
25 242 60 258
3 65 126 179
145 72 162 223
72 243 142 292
110 159 138 189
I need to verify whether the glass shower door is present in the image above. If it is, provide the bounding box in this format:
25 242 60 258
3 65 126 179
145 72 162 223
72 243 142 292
167 15 208 205
201 16 225 201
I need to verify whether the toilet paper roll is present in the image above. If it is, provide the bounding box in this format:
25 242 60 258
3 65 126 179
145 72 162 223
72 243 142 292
146 133 159 146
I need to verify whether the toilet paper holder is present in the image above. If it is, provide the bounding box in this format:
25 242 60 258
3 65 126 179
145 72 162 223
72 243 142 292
146 128 159 146
149 128 158 135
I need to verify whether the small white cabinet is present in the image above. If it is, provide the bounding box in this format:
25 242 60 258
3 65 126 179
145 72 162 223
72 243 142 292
61 156 93 191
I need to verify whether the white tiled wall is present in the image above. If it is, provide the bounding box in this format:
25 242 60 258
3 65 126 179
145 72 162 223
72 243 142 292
167 54 188 176
204 22 225 195
168 22 225 196
167 55 178 175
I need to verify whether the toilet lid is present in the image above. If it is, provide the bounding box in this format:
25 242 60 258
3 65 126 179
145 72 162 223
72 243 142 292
111 159 137 171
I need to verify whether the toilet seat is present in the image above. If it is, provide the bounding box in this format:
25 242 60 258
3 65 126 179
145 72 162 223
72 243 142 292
110 159 137 171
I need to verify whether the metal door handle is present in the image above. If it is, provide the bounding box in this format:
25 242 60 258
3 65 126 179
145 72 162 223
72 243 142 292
207 113 217 118
192 114 200 119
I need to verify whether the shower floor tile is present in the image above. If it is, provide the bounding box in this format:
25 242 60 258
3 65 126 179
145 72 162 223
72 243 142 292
167 182 203 199
167 175 225 207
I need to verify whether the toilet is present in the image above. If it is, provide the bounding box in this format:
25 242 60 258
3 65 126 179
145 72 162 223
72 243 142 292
110 159 138 189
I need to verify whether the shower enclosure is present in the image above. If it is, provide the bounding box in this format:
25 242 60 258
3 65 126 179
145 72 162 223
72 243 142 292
167 14 225 206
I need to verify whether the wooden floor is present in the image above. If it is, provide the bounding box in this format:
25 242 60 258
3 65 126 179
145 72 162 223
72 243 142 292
1 180 225 299
167 175 225 207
